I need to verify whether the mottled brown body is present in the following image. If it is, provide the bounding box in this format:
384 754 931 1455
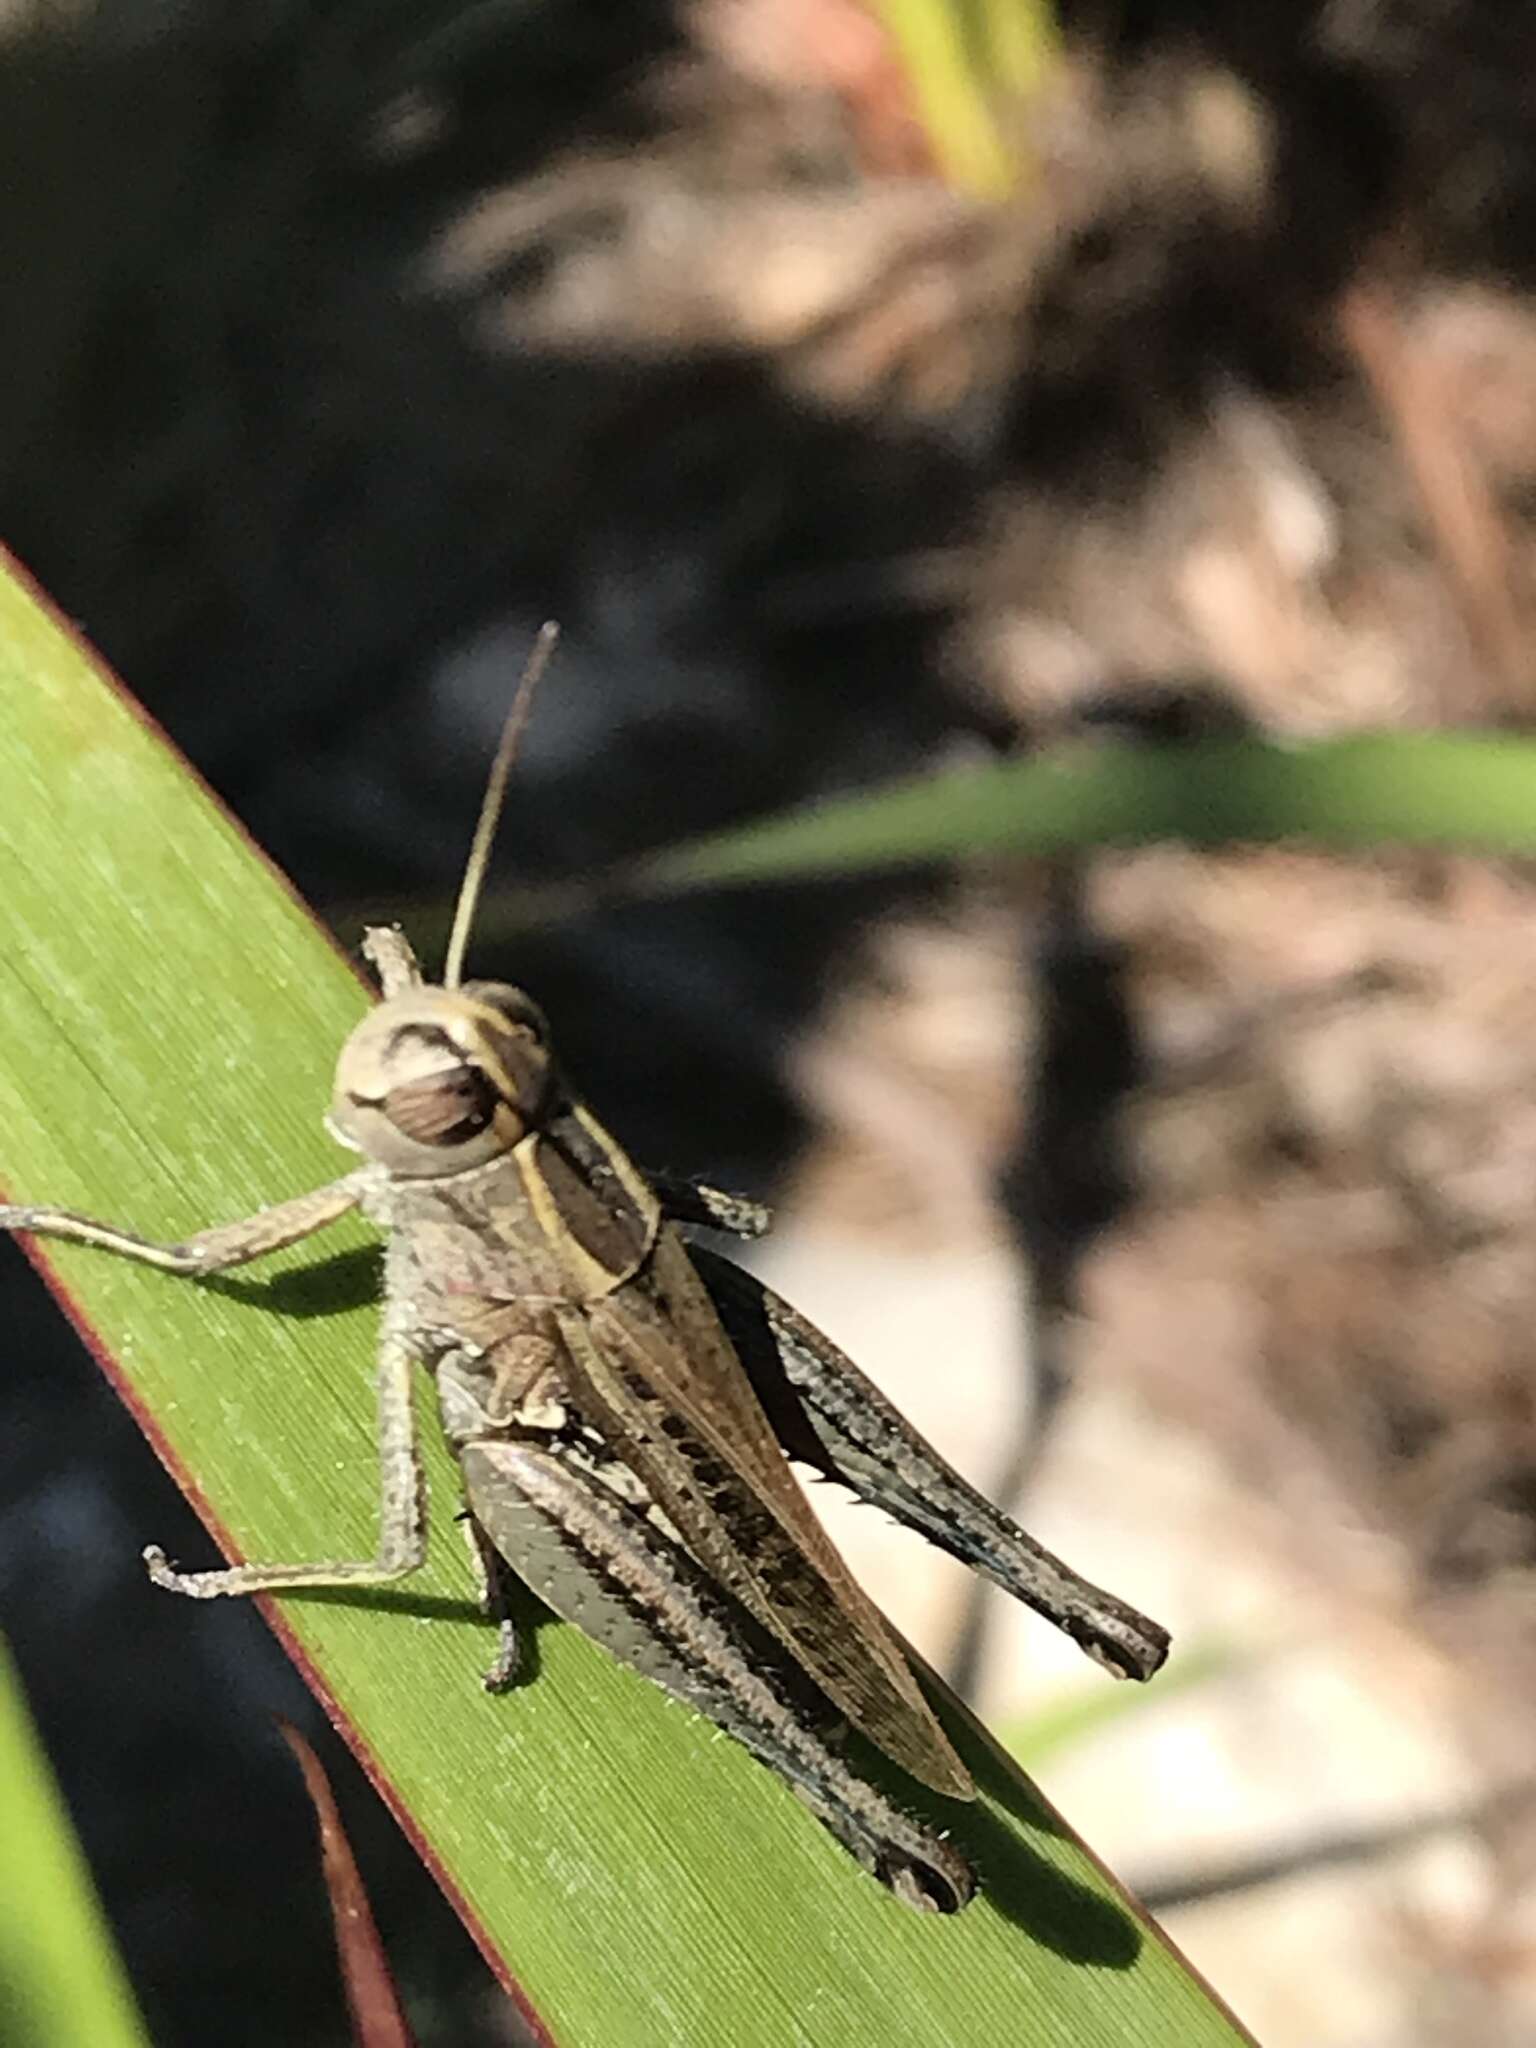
0 922 1168 1911
366 1092 970 1797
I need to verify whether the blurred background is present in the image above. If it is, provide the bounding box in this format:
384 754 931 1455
6 0 1536 2041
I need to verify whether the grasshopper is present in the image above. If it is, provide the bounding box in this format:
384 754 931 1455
0 626 1167 1910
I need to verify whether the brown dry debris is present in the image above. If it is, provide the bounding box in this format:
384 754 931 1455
1083 849 1536 1624
564 28 1536 1704
670 35 1536 2017
431 22 1536 2033
703 50 1536 1722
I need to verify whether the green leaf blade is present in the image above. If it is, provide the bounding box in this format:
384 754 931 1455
0 555 1251 2047
637 731 1536 895
0 1636 153 2048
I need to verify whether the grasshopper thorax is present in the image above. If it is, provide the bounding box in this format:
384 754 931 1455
329 981 553 1178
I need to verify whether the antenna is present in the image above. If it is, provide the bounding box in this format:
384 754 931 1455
443 620 560 989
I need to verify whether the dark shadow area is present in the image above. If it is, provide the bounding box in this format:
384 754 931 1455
284 1586 485 1629
203 1244 384 1319
842 1728 1140 1963
289 1570 556 1686
958 1804 1142 1966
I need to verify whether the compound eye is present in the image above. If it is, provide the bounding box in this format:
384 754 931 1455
382 1063 498 1147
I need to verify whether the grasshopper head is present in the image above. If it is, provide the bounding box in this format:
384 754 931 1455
329 982 553 1177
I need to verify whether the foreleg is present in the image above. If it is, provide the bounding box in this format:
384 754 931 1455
145 1311 427 1598
0 1175 364 1275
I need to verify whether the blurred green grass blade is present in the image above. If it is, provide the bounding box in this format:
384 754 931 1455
968 0 1057 103
636 730 1536 894
870 0 1058 195
0 1635 151 2048
0 554 1252 2047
